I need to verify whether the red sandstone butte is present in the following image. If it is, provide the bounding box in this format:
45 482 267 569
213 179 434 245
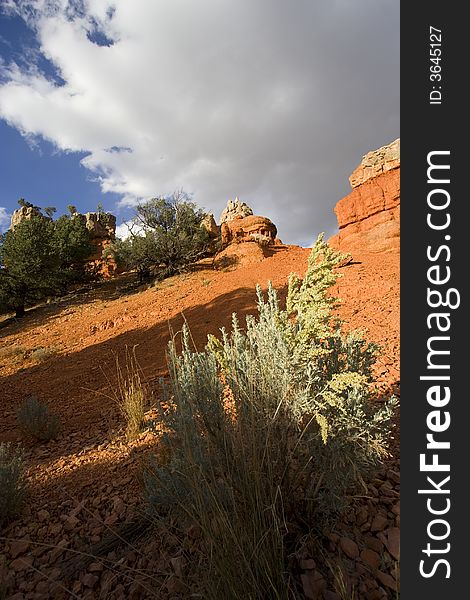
220 214 278 246
330 139 400 254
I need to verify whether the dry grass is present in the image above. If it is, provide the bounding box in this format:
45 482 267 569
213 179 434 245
0 344 27 365
16 396 60 441
116 346 147 440
0 443 26 526
30 346 57 362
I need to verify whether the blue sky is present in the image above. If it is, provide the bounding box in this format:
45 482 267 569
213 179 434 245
0 1 399 244
0 122 122 214
0 11 123 230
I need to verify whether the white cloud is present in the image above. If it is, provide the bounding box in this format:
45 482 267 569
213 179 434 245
0 207 11 232
115 219 144 240
0 0 399 246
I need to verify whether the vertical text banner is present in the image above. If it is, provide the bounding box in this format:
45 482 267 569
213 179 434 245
401 2 467 598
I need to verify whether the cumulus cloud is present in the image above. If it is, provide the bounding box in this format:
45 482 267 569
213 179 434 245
0 0 399 245
0 206 11 232
115 219 145 240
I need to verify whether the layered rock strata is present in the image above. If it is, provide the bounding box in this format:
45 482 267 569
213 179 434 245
220 214 277 246
330 139 400 254
79 212 117 277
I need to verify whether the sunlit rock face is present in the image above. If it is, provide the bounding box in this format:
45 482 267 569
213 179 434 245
330 139 400 254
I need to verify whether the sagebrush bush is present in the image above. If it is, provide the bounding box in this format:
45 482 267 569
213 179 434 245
0 344 26 364
116 346 147 439
0 443 26 526
30 346 56 362
16 396 60 441
144 233 397 598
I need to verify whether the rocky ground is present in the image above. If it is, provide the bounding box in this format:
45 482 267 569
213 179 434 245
0 243 399 599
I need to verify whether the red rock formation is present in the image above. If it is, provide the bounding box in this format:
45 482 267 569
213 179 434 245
349 139 400 188
214 240 267 270
330 139 400 254
221 215 278 246
10 205 49 228
79 212 117 277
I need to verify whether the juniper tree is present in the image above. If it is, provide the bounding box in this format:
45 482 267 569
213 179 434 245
53 213 94 288
110 191 210 280
0 208 93 316
0 215 58 317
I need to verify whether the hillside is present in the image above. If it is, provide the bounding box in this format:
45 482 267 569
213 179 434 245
0 243 399 599
0 139 400 599
1 246 399 442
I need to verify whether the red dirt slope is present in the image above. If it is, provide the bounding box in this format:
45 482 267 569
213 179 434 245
0 243 399 599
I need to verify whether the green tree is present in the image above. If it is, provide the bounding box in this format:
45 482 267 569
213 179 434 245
53 214 94 288
109 233 157 282
43 206 57 218
0 216 58 317
0 211 94 317
111 192 210 280
17 198 33 209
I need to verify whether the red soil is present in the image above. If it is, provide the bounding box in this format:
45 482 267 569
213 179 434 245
0 243 399 599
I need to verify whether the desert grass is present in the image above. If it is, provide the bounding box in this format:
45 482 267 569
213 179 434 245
29 346 57 362
16 396 60 441
0 443 26 527
0 344 27 365
115 346 147 440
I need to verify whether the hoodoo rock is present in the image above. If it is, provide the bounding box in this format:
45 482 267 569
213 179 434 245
77 212 117 277
213 198 279 268
219 197 253 223
200 213 220 238
330 139 400 254
81 212 116 240
220 214 277 246
10 205 49 228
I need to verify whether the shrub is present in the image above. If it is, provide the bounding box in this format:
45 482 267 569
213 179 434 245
109 191 210 281
0 344 26 365
144 234 397 597
0 443 26 526
0 201 94 317
29 347 56 363
16 396 60 441
116 347 147 439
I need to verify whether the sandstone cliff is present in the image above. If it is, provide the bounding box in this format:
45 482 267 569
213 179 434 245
10 205 48 228
220 214 277 246
330 139 400 254
9 207 117 277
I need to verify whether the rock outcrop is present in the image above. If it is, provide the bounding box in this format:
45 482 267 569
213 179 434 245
220 214 277 246
349 139 400 188
330 139 400 254
200 213 220 238
80 212 116 240
219 197 253 224
78 212 117 277
10 206 117 277
212 198 279 268
214 240 266 270
10 205 49 228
